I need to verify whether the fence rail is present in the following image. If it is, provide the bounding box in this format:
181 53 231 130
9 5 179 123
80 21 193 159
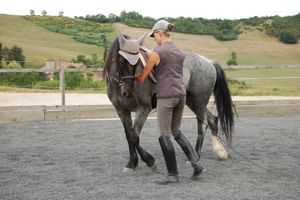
0 68 102 73
0 99 299 123
1 64 300 73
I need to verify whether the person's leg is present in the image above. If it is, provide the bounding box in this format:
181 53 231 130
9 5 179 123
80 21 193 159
174 132 204 180
171 97 204 180
156 98 178 184
170 97 185 135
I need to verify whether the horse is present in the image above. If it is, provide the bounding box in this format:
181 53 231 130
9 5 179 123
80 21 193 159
104 33 234 172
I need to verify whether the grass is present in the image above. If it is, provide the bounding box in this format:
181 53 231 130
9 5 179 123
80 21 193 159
0 85 107 93
226 68 300 96
0 15 105 67
1 16 300 67
113 23 300 66
1 16 299 95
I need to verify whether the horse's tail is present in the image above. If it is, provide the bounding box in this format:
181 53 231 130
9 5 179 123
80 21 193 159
212 62 234 144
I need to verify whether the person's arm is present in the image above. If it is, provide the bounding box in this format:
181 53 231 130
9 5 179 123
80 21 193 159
136 52 160 83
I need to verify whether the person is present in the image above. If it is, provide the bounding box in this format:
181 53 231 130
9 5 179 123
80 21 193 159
136 20 204 185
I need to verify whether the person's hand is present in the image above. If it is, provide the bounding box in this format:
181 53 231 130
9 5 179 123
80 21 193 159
135 52 159 84
135 74 143 83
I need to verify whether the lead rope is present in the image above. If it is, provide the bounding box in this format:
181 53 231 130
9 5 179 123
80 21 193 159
203 106 296 179
196 101 271 172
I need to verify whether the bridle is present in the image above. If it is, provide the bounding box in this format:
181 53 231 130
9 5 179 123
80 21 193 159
106 51 145 87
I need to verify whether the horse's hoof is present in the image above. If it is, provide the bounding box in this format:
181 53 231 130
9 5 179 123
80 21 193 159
185 161 191 166
122 167 135 172
217 151 229 161
150 161 157 172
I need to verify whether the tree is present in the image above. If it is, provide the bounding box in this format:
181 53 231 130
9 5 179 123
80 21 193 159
0 43 2 68
8 46 25 67
279 32 298 44
91 54 98 65
100 34 108 60
42 10 47 16
30 9 35 16
227 51 238 65
108 13 120 22
96 14 108 23
1 46 10 64
72 55 92 66
231 52 237 60
59 11 64 17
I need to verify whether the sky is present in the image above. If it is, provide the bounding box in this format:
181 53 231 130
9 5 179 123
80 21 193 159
1 0 300 20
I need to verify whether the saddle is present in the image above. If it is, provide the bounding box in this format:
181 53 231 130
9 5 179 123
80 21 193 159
138 46 157 84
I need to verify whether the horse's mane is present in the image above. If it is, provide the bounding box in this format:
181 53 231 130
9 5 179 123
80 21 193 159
103 38 119 77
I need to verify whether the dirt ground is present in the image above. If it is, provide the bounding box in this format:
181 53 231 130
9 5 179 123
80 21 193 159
0 116 300 200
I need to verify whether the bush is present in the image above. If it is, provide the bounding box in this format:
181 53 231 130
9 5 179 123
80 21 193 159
34 80 59 90
215 32 238 41
227 59 238 65
79 80 106 91
6 61 22 69
65 72 84 89
279 32 298 44
0 72 48 87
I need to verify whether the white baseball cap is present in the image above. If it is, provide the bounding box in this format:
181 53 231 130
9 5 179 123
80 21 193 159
148 20 174 37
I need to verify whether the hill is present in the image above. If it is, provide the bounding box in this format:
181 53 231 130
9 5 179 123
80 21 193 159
0 15 105 67
113 23 300 66
1 14 300 67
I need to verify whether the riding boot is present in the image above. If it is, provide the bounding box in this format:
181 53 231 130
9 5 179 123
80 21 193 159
174 132 204 180
155 136 178 185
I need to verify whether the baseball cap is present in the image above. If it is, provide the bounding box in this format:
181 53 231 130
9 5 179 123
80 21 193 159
148 20 174 37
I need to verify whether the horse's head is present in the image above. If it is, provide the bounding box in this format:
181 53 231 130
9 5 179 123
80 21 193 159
105 33 146 97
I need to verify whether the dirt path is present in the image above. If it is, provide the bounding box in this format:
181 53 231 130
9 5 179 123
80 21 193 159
1 92 300 106
0 116 299 199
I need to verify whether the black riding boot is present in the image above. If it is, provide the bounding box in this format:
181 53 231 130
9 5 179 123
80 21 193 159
174 132 204 180
155 136 178 185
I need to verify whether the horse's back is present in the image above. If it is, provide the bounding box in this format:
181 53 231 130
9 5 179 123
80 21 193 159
183 52 216 97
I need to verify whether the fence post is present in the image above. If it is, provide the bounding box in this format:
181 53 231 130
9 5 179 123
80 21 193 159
59 57 65 106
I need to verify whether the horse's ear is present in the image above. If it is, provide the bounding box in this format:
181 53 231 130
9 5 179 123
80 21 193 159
137 33 147 45
117 32 126 44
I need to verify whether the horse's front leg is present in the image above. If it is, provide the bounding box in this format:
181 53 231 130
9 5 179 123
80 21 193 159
117 110 139 172
134 107 157 171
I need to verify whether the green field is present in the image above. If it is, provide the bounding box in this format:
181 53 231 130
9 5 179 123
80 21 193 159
226 68 300 96
114 23 300 66
1 15 300 95
1 15 300 66
0 15 110 67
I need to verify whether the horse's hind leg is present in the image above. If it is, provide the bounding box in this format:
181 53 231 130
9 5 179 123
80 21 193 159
186 95 208 158
206 109 229 160
195 115 208 158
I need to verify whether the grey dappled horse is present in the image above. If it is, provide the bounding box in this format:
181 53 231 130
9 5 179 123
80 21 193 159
104 33 234 172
